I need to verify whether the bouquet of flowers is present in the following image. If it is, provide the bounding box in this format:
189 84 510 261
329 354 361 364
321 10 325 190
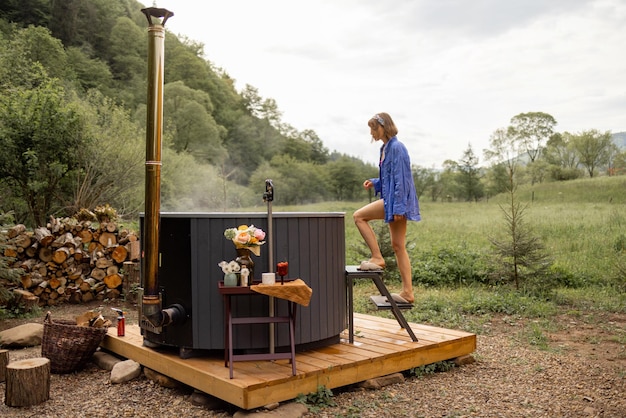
224 224 266 256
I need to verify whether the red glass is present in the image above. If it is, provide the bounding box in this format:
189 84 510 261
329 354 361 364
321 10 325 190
276 261 288 284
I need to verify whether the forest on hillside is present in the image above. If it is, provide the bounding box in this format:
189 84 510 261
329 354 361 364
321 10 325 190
0 0 378 227
1 0 625 227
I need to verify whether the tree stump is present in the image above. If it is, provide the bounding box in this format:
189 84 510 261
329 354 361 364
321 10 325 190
5 357 50 407
0 349 9 382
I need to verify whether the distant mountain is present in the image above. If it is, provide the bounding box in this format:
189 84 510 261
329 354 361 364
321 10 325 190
612 132 626 150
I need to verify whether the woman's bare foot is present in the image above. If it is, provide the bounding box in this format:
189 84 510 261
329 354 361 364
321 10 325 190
367 258 385 269
398 291 414 304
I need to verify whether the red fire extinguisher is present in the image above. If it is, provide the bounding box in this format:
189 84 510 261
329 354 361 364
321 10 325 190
112 308 125 337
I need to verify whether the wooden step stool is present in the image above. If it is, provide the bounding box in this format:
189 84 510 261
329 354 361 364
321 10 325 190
345 266 417 343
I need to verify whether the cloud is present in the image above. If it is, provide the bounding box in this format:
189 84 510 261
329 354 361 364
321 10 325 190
157 0 626 167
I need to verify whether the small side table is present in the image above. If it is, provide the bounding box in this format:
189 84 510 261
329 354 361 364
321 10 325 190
218 281 297 379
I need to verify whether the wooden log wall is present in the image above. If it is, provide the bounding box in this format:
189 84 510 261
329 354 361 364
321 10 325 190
2 217 141 307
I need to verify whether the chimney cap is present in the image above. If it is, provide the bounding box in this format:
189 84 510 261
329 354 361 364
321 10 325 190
141 7 174 26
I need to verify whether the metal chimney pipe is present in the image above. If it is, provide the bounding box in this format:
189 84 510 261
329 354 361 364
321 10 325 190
140 7 173 327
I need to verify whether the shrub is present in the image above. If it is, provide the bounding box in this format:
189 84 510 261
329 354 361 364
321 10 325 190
409 360 456 377
412 246 491 287
296 385 336 413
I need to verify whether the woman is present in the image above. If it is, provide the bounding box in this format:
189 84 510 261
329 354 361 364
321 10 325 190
353 112 421 304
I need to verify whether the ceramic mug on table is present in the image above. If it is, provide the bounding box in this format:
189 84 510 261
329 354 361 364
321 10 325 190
261 272 276 285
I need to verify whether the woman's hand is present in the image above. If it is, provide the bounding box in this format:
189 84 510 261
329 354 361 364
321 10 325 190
363 179 373 189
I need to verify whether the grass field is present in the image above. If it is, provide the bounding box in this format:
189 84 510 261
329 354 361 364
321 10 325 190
277 176 626 287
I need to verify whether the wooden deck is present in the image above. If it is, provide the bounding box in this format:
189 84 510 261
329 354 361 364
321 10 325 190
101 313 476 410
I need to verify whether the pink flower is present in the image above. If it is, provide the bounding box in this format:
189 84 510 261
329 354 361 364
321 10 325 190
254 229 266 241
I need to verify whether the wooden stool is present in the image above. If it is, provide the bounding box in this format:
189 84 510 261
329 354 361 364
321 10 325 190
345 266 417 343
5 357 50 407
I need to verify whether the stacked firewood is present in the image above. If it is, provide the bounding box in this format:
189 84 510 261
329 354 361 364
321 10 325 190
3 213 140 307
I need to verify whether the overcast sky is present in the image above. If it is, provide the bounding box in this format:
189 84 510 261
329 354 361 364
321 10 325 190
153 0 625 167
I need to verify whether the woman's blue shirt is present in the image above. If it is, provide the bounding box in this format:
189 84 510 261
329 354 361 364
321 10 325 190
370 136 421 223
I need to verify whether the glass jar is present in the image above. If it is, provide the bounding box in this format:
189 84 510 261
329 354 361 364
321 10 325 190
224 272 238 287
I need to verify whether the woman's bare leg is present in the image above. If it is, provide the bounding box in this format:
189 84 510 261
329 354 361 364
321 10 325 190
389 217 414 303
353 200 386 267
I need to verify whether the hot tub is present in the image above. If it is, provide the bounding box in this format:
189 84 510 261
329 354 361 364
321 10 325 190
140 212 346 355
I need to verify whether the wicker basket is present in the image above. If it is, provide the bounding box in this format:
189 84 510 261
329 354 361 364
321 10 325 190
41 312 109 374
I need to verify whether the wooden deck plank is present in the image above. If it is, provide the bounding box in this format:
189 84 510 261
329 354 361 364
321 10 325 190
101 314 476 410
352 314 475 346
291 353 347 370
354 313 471 339
355 311 469 333
336 339 403 357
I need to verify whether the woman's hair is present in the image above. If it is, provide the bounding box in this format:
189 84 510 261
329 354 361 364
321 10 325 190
368 112 399 139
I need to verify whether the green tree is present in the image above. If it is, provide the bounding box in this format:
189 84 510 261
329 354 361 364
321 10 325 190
0 25 71 86
159 148 251 212
240 84 328 164
544 132 578 168
223 114 284 184
69 90 144 215
570 129 615 178
108 16 145 82
525 159 550 185
543 132 582 181
428 173 444 202
482 128 515 197
8 25 71 80
326 157 364 200
66 46 113 93
508 111 557 164
166 38 215 91
484 127 551 289
458 143 484 201
483 163 509 197
163 81 227 163
484 127 521 185
281 130 329 164
164 35 245 130
0 76 85 226
241 84 283 129
257 155 330 205
193 63 243 130
48 0 127 59
489 190 552 290
439 160 462 201
611 149 626 176
294 129 329 164
0 0 50 27
412 166 436 200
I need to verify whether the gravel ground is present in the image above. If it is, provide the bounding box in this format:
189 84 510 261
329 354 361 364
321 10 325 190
1 301 625 417
313 333 625 418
